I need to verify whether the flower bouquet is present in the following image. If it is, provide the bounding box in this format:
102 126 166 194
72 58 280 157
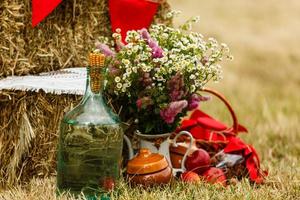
96 17 232 135
92 16 268 187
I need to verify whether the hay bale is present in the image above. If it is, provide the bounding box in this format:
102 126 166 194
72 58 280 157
0 0 172 187
0 90 81 187
0 90 136 187
0 0 171 78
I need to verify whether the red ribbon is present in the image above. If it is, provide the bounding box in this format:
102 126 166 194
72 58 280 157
32 0 159 39
224 137 268 184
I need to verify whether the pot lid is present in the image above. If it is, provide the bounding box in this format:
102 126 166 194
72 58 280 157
127 148 168 175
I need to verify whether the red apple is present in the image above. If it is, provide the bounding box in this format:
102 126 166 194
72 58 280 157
185 149 211 174
180 171 201 183
202 167 227 186
101 177 115 191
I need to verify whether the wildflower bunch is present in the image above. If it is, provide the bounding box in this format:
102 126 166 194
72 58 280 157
96 18 232 134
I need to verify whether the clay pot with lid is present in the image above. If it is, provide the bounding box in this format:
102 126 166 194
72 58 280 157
127 148 172 187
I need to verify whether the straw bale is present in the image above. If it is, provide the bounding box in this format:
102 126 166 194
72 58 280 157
0 90 136 187
0 0 172 187
0 0 171 78
0 90 81 187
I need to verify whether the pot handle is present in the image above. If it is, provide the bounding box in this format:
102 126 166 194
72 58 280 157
172 131 194 172
124 135 134 160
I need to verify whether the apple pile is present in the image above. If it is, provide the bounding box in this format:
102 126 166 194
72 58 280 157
180 149 227 186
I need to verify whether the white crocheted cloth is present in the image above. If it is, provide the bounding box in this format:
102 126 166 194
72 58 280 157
0 68 87 95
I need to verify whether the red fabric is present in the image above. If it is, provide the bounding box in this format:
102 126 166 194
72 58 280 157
177 109 266 183
109 0 159 42
32 0 62 27
224 137 267 184
177 110 247 146
32 0 158 41
197 116 228 131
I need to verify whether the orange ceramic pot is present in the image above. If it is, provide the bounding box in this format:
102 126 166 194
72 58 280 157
127 148 172 187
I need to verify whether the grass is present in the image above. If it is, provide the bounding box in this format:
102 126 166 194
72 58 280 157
1 0 300 199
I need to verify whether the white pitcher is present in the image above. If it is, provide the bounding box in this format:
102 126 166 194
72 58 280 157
124 131 194 175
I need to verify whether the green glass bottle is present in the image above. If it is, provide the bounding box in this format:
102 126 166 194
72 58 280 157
57 53 123 197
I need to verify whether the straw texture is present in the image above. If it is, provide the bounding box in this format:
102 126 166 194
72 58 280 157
0 1 171 187
0 90 80 187
0 0 171 78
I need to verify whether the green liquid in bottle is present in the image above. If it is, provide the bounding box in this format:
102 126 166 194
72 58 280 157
57 53 123 198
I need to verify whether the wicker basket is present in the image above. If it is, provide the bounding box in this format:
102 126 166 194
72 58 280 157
195 88 240 155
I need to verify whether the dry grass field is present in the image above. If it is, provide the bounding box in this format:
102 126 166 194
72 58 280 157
1 0 299 199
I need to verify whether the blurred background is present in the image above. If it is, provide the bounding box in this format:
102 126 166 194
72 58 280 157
169 0 300 181
169 0 300 92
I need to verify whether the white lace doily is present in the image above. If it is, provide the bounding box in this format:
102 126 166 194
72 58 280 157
0 68 87 95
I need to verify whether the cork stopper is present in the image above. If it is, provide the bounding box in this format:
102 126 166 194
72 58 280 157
88 52 105 93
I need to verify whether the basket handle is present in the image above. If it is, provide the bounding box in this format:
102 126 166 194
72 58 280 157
200 88 239 133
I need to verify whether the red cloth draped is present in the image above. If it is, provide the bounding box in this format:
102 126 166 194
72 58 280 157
109 0 159 42
176 110 247 145
224 137 268 184
32 0 62 27
32 0 159 39
176 109 266 183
